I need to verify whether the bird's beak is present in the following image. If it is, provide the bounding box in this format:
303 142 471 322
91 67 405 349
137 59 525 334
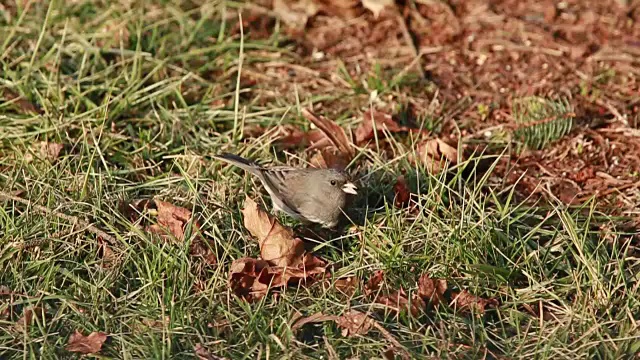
342 182 358 195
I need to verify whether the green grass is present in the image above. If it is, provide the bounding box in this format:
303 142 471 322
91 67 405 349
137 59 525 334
1 1 640 359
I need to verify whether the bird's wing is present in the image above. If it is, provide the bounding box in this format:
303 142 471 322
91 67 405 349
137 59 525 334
259 168 307 217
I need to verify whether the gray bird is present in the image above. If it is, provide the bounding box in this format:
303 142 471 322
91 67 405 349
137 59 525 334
214 153 357 228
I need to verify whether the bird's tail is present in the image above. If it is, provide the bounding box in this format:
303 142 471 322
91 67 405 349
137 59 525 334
213 153 262 175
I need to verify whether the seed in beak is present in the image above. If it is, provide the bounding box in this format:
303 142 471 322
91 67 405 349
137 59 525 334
342 182 358 195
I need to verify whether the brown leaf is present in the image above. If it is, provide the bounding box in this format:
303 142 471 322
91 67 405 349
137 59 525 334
14 306 43 332
302 109 355 159
450 290 499 314
361 0 394 18
243 125 328 149
393 176 411 208
273 0 320 29
417 274 447 307
291 312 338 331
66 330 108 354
39 142 64 161
228 257 271 300
375 289 426 317
242 196 306 267
336 310 374 337
1 89 40 114
228 255 326 301
355 110 407 145
194 343 227 360
364 270 385 296
98 238 117 269
309 147 351 171
147 200 196 241
334 276 358 296
190 238 218 265
410 138 459 173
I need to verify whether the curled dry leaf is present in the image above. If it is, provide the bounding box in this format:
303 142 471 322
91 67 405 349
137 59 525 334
38 142 64 161
410 138 459 173
291 312 338 331
242 197 306 267
393 176 411 208
194 343 228 360
417 274 447 307
98 237 117 269
355 110 407 145
364 270 385 296
302 109 355 159
375 289 425 317
334 276 358 297
147 200 196 241
14 306 43 332
228 255 325 301
450 290 499 314
1 89 40 114
122 199 218 264
243 125 328 149
310 148 351 171
336 310 374 337
66 330 108 354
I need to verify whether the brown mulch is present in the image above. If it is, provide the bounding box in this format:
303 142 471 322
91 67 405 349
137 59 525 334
234 0 640 219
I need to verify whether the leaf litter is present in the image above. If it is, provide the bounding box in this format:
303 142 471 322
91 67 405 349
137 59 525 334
66 330 108 354
228 196 326 301
121 199 218 265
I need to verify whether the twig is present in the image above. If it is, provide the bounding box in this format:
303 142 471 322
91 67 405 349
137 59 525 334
0 191 117 245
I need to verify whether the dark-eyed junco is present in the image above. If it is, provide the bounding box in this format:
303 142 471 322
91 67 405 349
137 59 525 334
214 153 357 228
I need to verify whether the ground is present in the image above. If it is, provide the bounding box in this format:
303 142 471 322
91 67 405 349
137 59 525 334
1 0 640 359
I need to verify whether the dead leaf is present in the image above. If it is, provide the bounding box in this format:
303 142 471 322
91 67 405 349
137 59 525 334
125 199 217 264
147 200 196 241
417 274 447 307
450 290 499 314
364 270 385 296
393 176 411 208
302 109 355 159
194 343 227 360
310 147 351 170
190 238 218 265
273 0 320 29
355 110 408 145
228 257 271 300
361 0 394 18
334 276 358 296
242 197 306 267
1 89 40 114
38 142 64 161
291 312 338 331
243 125 328 149
228 255 326 301
375 289 425 317
410 138 459 173
336 310 374 337
14 306 43 332
98 238 117 269
66 330 108 354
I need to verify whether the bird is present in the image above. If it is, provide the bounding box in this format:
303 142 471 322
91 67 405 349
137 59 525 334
213 153 357 228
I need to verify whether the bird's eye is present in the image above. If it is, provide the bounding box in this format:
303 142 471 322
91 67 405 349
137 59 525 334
330 180 337 186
